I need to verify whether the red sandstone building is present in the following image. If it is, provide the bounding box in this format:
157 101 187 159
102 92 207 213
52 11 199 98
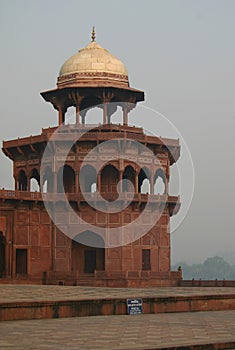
0 31 181 287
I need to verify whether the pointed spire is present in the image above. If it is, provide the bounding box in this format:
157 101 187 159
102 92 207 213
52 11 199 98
91 26 96 42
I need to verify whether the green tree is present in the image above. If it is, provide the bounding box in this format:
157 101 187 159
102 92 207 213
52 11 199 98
172 256 234 280
202 256 230 279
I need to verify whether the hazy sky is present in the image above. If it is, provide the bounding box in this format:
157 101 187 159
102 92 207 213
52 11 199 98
0 0 235 264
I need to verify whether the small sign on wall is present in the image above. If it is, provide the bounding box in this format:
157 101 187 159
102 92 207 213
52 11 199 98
126 298 143 315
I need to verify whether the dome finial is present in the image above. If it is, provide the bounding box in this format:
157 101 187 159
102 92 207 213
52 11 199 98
91 26 96 42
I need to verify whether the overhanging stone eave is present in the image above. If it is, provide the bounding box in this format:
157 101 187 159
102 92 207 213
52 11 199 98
40 85 145 104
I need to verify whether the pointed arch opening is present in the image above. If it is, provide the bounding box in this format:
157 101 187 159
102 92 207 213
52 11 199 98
123 165 135 192
30 168 40 192
79 165 97 193
109 105 122 124
18 170 27 191
84 107 103 125
72 231 105 274
65 106 76 125
42 167 53 193
154 169 166 195
74 231 105 248
138 167 151 194
57 165 75 193
100 164 119 196
80 97 103 125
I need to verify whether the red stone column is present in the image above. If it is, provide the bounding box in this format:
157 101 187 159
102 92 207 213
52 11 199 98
76 106 80 125
97 173 101 192
75 171 79 193
27 176 30 192
119 170 123 193
135 173 138 193
58 107 64 125
76 96 84 125
103 103 107 124
165 177 169 194
101 91 114 125
122 105 128 125
150 176 154 194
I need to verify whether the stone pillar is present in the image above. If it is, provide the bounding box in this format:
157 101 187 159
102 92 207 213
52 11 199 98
150 176 154 194
97 173 101 192
103 103 108 124
76 106 80 125
75 171 79 193
122 99 136 125
8 240 13 278
75 96 84 125
135 173 138 193
101 91 114 125
119 170 123 193
27 176 30 192
58 106 65 125
122 105 128 125
165 177 169 195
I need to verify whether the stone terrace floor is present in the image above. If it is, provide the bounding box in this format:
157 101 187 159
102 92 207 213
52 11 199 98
0 284 235 303
0 285 235 349
0 310 235 349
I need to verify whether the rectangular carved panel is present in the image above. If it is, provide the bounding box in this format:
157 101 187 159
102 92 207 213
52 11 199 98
15 225 29 245
30 226 40 246
56 229 67 246
109 213 119 224
30 211 40 224
40 225 51 246
16 211 29 225
81 212 95 224
41 211 50 224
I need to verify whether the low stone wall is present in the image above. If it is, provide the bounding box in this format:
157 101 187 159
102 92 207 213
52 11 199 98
179 280 235 287
1 292 235 322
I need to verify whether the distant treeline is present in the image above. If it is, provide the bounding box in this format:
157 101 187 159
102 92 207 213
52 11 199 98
172 256 235 280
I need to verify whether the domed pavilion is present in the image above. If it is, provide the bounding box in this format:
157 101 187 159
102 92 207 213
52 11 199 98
0 29 181 286
41 28 144 126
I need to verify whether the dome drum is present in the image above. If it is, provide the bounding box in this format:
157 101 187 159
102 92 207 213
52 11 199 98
57 71 129 89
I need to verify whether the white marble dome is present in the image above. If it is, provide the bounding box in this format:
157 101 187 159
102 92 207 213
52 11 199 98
59 41 128 78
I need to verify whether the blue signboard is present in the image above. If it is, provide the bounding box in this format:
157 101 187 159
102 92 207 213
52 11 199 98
126 298 143 315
